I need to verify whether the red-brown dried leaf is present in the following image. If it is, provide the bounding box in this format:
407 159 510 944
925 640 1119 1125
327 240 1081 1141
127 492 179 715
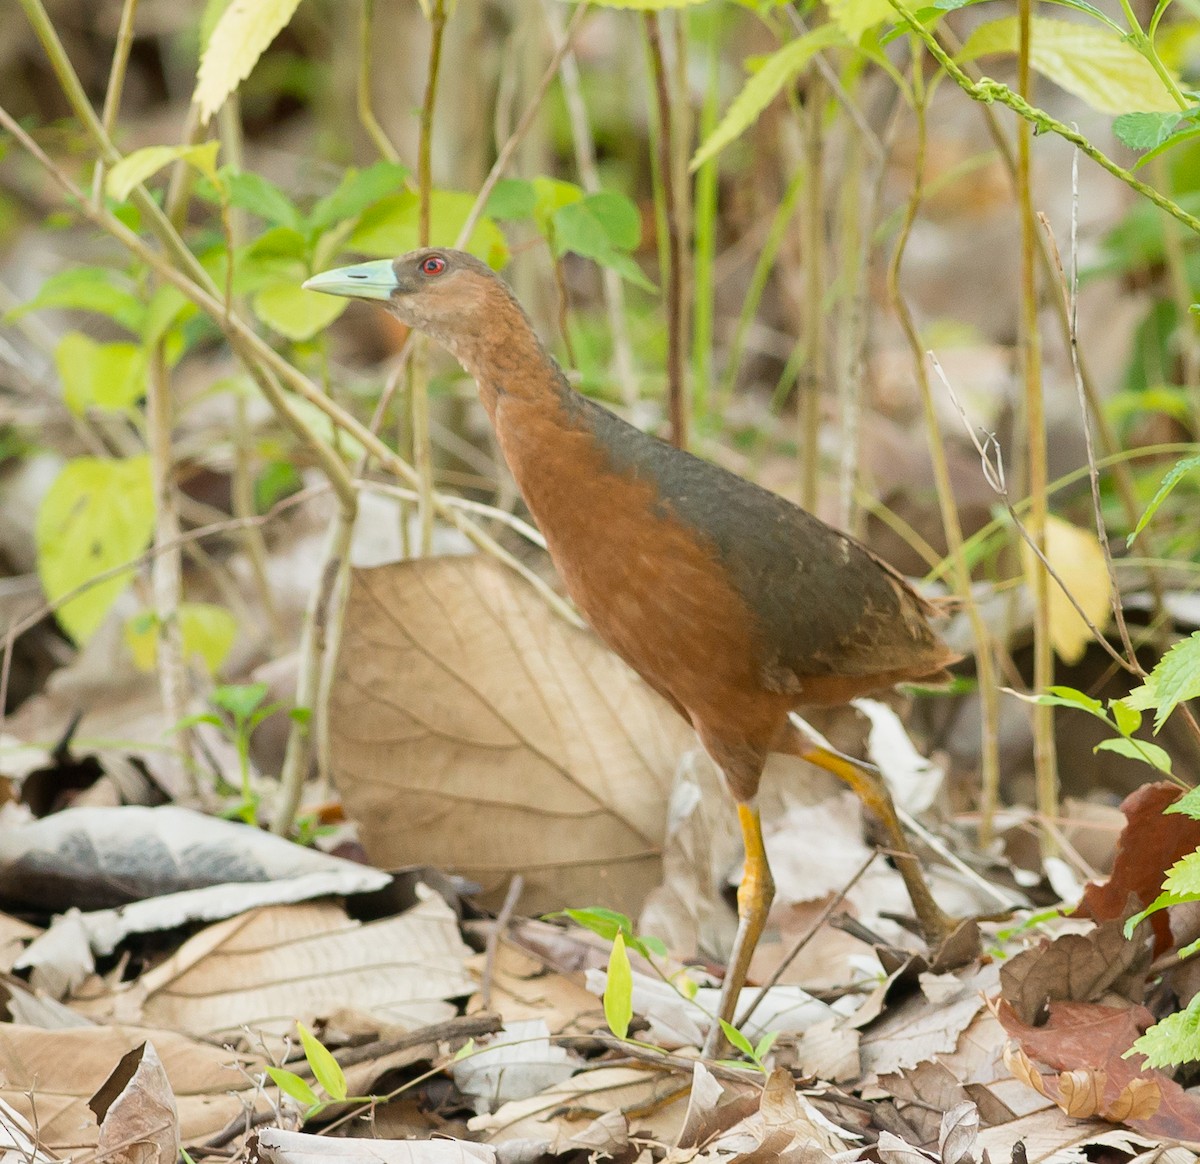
1074 782 1199 955
998 1000 1200 1140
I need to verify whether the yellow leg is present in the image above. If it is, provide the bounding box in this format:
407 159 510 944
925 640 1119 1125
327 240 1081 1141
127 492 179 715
800 744 953 946
702 802 775 1058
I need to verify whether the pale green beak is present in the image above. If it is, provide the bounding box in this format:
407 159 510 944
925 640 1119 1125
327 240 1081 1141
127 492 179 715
303 259 398 302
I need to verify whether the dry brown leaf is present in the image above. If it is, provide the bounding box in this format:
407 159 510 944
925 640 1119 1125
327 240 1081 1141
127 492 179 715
1057 1068 1106 1119
974 1108 1159 1164
254 1127 495 1164
938 1100 979 1164
329 556 695 914
1104 1078 1162 1123
0 1024 264 1151
465 938 599 1034
91 1042 179 1164
70 894 473 1047
1004 1043 1049 1097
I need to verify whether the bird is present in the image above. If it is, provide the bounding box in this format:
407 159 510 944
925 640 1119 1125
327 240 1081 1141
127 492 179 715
305 248 960 1056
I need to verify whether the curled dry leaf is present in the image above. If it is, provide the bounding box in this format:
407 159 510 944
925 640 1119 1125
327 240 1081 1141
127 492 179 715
90 1042 179 1164
1004 1043 1048 1097
329 556 695 914
876 1131 938 1164
939 1100 980 1164
1103 1078 1162 1124
1057 1069 1107 1119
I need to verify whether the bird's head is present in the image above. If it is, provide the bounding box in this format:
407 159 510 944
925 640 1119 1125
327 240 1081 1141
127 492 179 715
304 248 504 357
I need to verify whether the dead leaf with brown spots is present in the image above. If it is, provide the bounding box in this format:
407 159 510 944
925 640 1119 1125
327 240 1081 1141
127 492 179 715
329 555 695 915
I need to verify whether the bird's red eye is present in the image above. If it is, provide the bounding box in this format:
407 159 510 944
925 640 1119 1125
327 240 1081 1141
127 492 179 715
420 255 446 276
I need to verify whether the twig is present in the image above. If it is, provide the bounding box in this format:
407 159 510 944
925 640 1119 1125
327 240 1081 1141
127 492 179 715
644 11 687 449
90 0 139 204
481 874 524 1009
734 851 877 1030
357 0 400 163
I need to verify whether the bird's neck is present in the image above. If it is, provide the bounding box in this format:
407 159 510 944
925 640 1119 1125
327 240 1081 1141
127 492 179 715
452 298 569 419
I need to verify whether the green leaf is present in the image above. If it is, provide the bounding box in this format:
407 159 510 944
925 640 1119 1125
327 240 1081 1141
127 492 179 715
754 1030 780 1060
255 459 304 511
1127 992 1200 1068
956 17 1179 114
218 169 302 229
212 682 269 722
718 1019 756 1059
194 0 305 121
1166 787 1200 819
1128 454 1200 545
1011 686 1108 717
553 198 654 291
1109 698 1142 737
579 191 641 251
486 178 537 221
827 0 895 43
252 281 348 341
1094 736 1173 774
1125 888 1183 935
556 907 633 943
264 1066 320 1107
1146 632 1200 732
1163 849 1200 898
107 142 221 202
1123 677 1158 712
531 177 584 236
1114 111 1185 152
297 1021 347 1101
604 932 634 1040
9 267 146 333
691 25 845 171
142 284 193 347
348 190 509 269
309 161 410 232
55 334 145 415
36 455 155 644
586 0 709 7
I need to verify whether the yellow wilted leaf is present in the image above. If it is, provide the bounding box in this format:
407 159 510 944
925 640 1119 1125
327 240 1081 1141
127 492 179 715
193 0 305 124
1020 514 1112 665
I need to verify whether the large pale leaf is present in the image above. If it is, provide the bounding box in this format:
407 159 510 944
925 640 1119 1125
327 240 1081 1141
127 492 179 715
252 281 348 341
1019 514 1112 665
106 142 220 202
35 456 155 644
957 17 1179 114
193 0 305 123
328 555 696 915
54 334 146 416
691 25 845 171
348 190 509 269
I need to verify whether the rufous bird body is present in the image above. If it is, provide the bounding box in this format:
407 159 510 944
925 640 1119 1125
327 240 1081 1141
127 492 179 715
306 249 958 1055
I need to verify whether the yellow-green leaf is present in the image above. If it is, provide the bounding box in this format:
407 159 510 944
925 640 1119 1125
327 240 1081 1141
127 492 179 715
36 456 155 644
106 142 221 202
691 25 845 171
827 0 894 45
348 190 509 269
957 17 1179 114
193 0 305 123
604 932 633 1040
587 0 708 7
125 603 237 674
1019 514 1112 665
55 334 146 415
252 282 348 341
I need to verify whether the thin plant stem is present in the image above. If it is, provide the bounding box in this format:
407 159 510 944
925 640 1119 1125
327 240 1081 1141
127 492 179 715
412 0 448 557
90 0 139 205
546 0 638 407
358 0 401 163
887 69 1003 843
1015 0 1059 857
692 12 720 421
645 11 687 448
800 84 824 512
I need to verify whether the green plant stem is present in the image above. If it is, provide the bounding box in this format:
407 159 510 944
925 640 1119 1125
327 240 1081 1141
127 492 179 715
1013 0 1059 856
1115 0 1189 109
645 11 687 448
800 86 824 512
885 0 1200 238
358 0 401 162
888 68 1003 845
412 0 449 556
691 13 720 422
90 0 139 205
